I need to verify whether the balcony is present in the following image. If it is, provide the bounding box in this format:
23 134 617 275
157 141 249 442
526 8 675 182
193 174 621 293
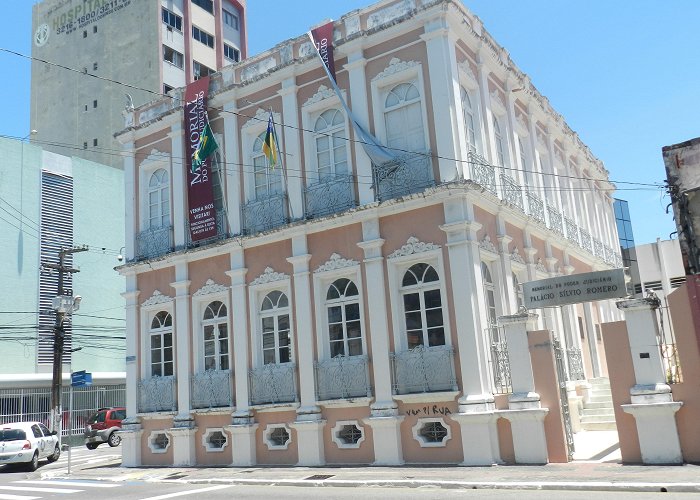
241 192 288 234
314 355 371 401
138 376 176 413
190 369 233 409
249 363 297 405
136 226 173 260
186 211 229 249
547 205 564 235
303 174 356 219
566 347 585 381
564 216 580 245
373 152 434 202
579 229 593 254
390 345 457 395
500 173 524 210
526 190 545 224
593 238 605 260
468 151 496 194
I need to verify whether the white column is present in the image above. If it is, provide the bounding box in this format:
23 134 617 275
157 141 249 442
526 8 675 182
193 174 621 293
344 48 374 206
170 259 196 465
357 217 403 465
123 140 136 259
170 123 186 249
440 198 499 466
496 216 516 315
280 78 303 220
583 302 602 378
225 247 257 466
497 312 549 464
120 276 142 467
287 233 325 465
617 298 683 464
476 49 496 166
421 16 461 182
222 102 242 234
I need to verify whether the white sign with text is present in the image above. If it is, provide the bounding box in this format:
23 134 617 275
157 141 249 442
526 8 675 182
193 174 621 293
523 269 627 308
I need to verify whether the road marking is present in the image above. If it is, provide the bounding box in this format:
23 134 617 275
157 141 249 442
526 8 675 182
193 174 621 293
15 480 119 488
0 494 41 500
0 486 82 494
140 485 232 500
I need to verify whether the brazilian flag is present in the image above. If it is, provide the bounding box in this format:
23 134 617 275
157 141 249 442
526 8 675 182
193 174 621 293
192 122 218 171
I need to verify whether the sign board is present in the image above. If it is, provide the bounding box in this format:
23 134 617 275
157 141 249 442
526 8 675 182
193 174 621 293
71 370 93 387
523 269 627 309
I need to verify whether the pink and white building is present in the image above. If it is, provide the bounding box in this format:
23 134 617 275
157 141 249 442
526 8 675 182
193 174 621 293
116 0 622 467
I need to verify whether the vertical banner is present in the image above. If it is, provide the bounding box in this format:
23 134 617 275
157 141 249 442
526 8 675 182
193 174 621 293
309 22 336 83
184 77 217 242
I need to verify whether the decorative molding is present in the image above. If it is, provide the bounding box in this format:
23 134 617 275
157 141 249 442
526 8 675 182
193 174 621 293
535 258 547 273
251 267 289 286
510 247 526 265
302 85 337 108
536 129 548 150
371 57 419 82
367 0 416 30
139 149 169 169
315 253 359 273
242 109 281 130
142 290 173 307
489 90 506 114
331 420 366 449
298 41 315 58
193 279 229 297
515 113 528 133
344 14 361 37
479 235 498 254
388 236 441 259
457 61 477 87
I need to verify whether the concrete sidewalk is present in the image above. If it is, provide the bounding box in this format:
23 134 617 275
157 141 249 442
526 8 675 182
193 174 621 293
39 457 700 493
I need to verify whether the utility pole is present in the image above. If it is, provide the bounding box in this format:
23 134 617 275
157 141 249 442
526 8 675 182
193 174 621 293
44 245 87 440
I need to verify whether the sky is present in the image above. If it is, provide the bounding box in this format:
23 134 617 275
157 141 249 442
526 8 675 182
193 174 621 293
3 1 699 245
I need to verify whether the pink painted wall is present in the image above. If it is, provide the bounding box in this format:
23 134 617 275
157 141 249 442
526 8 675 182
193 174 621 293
193 413 233 465
254 410 298 465
140 418 174 466
322 406 374 464
398 399 462 464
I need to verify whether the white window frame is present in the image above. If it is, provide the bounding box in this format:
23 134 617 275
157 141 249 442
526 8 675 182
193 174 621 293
148 431 172 454
140 291 175 380
312 256 365 360
248 270 294 368
492 115 507 168
241 110 283 202
138 150 171 233
459 85 481 156
263 424 292 450
411 417 452 448
387 241 450 352
370 59 430 155
202 428 229 452
191 280 231 373
331 420 366 449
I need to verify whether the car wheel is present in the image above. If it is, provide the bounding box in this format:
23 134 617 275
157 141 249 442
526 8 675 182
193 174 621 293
25 451 39 472
107 432 121 447
47 445 61 463
85 443 99 450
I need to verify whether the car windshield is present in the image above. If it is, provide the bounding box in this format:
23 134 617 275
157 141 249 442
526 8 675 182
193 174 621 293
0 429 27 441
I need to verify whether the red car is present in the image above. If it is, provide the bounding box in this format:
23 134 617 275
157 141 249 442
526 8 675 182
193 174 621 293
83 407 125 449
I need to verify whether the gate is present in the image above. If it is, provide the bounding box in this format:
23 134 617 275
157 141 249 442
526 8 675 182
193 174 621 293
552 337 574 461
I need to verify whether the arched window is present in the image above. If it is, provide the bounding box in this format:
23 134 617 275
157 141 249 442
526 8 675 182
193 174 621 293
460 87 478 153
481 262 498 330
326 278 362 357
512 273 524 310
493 117 505 167
384 82 425 152
148 168 170 229
202 300 229 371
314 109 347 180
401 263 444 349
518 136 534 186
260 290 291 365
252 132 283 199
150 311 173 377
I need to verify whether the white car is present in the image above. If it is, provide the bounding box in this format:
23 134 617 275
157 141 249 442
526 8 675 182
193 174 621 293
0 422 60 471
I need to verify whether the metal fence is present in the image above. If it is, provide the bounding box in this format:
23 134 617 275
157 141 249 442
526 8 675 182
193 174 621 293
0 384 125 438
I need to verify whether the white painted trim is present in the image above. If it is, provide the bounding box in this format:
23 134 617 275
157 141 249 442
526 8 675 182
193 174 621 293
190 283 231 373
137 149 171 234
411 417 452 448
201 427 229 453
392 391 460 404
263 423 292 450
331 420 366 449
147 431 172 454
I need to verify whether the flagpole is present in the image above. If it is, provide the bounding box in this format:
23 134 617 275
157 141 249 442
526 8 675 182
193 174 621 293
270 109 295 222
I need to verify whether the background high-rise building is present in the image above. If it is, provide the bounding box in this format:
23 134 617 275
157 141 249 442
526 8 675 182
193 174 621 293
30 0 248 168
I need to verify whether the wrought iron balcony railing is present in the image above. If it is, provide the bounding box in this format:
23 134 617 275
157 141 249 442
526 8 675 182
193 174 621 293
593 238 605 259
564 216 579 245
303 174 356 219
579 229 593 254
547 205 564 235
526 190 545 224
566 347 585 381
138 375 176 413
190 369 233 409
136 225 173 260
468 151 496 194
390 345 457 395
249 363 297 405
500 173 524 210
373 152 434 202
241 192 288 235
314 355 371 401
185 211 229 249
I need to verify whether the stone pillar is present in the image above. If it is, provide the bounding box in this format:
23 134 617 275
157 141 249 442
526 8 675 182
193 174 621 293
440 198 500 466
122 140 136 259
497 312 549 464
358 217 403 465
121 278 142 466
279 78 303 220
222 102 242 234
287 233 325 465
170 122 186 249
119 420 143 468
617 298 683 464
583 302 602 377
170 260 196 464
225 247 257 466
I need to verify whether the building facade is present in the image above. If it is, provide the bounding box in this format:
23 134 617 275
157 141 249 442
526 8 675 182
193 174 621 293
31 0 248 167
116 0 623 467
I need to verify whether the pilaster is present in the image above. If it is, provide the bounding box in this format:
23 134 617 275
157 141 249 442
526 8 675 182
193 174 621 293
170 261 192 416
222 102 242 234
280 79 303 220
122 281 140 419
170 423 197 466
170 122 186 248
226 423 258 466
119 418 143 467
123 140 136 260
